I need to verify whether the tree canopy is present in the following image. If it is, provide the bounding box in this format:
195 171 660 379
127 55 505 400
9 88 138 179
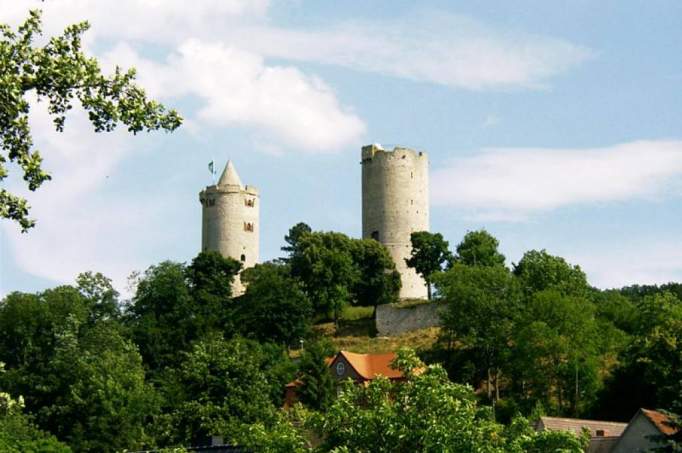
453 229 506 268
0 10 181 231
405 231 452 299
309 348 587 453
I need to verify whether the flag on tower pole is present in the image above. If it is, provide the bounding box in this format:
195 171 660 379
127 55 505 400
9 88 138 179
208 160 216 184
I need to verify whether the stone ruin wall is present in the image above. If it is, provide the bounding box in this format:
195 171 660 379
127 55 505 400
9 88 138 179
375 302 443 336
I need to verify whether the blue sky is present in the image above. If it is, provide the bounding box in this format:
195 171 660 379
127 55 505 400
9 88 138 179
1 0 681 296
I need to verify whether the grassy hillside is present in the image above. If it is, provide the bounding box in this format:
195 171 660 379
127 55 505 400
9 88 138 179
312 304 440 354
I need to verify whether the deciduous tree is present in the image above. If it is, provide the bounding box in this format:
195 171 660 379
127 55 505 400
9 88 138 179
281 222 312 259
309 348 585 453
351 239 401 315
0 10 181 231
237 262 313 347
290 232 358 324
453 229 506 268
405 231 452 300
436 264 521 404
513 250 589 297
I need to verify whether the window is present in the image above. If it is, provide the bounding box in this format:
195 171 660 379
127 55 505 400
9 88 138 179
371 230 379 241
336 362 345 376
240 254 246 262
207 198 216 207
244 222 254 232
244 198 255 207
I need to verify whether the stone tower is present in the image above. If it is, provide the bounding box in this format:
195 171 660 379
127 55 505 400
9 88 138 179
361 144 429 299
199 161 259 295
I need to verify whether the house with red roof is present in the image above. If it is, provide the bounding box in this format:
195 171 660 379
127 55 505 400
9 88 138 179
612 408 679 452
536 409 680 452
285 350 407 406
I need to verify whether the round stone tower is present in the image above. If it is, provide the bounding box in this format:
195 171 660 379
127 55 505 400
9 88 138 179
199 161 259 295
361 144 429 299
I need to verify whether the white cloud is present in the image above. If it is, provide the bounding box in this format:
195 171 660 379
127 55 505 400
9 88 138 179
0 0 269 42
2 3 591 91
102 40 366 151
2 98 169 293
3 1 366 153
236 13 593 90
432 140 682 219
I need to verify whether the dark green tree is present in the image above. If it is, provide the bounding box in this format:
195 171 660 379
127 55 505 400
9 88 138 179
405 231 453 300
281 222 312 259
186 251 241 302
0 286 156 452
435 264 522 404
290 231 359 324
76 271 121 322
595 292 682 420
0 286 91 408
513 250 589 297
237 262 313 347
511 290 601 416
185 251 241 331
0 363 71 453
157 335 282 447
125 261 195 372
453 229 506 268
297 340 336 411
351 239 401 315
592 289 638 335
42 324 157 452
0 10 181 231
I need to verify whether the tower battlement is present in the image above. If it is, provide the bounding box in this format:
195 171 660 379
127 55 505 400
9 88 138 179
361 144 429 299
361 144 427 163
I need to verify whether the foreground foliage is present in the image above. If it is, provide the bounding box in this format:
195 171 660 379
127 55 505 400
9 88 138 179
308 349 586 453
0 10 181 230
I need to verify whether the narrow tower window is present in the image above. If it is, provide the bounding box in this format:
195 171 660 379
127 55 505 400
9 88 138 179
244 222 254 232
244 198 255 207
240 254 246 262
371 230 380 241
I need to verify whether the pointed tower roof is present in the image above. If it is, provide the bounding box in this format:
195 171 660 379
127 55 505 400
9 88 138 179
217 160 242 187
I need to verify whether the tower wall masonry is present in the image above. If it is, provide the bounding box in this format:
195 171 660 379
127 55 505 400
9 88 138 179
200 163 259 295
361 144 429 299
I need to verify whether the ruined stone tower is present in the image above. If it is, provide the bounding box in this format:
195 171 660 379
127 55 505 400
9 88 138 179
361 144 429 299
199 161 259 295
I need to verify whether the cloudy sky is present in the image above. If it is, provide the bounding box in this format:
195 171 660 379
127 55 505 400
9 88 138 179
2 0 681 296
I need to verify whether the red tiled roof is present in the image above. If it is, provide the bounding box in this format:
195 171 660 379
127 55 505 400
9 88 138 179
642 409 679 436
537 416 628 437
337 351 404 380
